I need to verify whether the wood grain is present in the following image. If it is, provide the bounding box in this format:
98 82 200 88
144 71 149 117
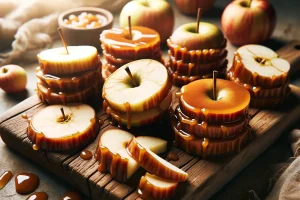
0 41 299 200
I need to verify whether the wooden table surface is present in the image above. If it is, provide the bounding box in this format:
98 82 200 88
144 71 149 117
0 0 299 199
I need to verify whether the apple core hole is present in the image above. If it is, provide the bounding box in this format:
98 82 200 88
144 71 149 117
2 67 8 73
126 75 141 88
255 57 266 65
294 45 300 50
240 1 249 7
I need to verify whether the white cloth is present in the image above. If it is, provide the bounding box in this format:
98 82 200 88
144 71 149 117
0 0 129 65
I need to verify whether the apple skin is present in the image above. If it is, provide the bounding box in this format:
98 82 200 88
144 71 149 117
170 22 225 50
119 0 174 42
0 65 27 93
221 0 276 45
175 0 216 15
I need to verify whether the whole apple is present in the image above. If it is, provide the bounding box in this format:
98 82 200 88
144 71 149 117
0 65 27 93
175 0 216 15
221 0 276 45
119 0 174 42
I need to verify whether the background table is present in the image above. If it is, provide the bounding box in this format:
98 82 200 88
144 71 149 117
0 0 299 199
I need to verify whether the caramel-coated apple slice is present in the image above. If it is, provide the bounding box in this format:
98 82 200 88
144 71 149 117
230 45 290 88
100 26 161 59
36 65 102 93
168 51 228 76
103 92 172 129
173 106 249 139
173 124 251 157
228 73 290 98
103 59 172 112
177 79 250 123
37 46 99 76
95 129 167 182
37 78 102 105
103 49 163 69
127 137 188 182
168 63 227 87
138 173 178 200
167 38 227 64
27 104 99 150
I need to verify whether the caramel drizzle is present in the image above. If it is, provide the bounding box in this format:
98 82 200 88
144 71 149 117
124 102 131 129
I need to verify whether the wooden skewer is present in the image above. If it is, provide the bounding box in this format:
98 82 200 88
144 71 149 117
213 70 218 101
60 107 66 121
196 8 202 33
57 27 69 54
128 16 132 40
125 66 137 87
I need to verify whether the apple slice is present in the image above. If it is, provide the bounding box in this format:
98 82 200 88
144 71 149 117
37 46 99 76
27 104 100 150
37 78 102 105
168 51 227 76
228 73 290 98
167 39 227 64
230 45 290 88
172 123 251 157
127 137 188 182
177 79 250 123
103 59 172 112
168 63 227 87
138 173 178 200
103 92 172 128
36 65 102 93
173 106 248 139
100 26 161 59
95 129 167 182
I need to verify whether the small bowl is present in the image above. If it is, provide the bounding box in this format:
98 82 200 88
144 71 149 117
58 7 113 51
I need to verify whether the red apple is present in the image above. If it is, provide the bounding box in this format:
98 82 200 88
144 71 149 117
119 0 174 42
0 65 27 93
175 0 216 15
221 0 276 45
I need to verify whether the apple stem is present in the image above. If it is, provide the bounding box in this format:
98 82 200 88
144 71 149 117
248 0 252 7
60 107 66 121
213 70 218 101
2 67 8 73
128 16 132 40
125 66 138 87
196 8 202 33
57 27 69 55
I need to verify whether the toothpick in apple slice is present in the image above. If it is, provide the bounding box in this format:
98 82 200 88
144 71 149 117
213 70 218 100
196 8 201 33
128 16 132 40
57 27 69 54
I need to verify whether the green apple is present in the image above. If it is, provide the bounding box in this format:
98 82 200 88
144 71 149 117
119 0 174 42
0 65 27 93
170 22 225 50
102 59 172 112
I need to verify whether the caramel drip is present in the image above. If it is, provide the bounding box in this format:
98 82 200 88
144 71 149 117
33 130 44 151
21 113 28 119
97 145 109 172
124 102 131 129
80 150 93 160
26 192 48 200
138 188 156 200
202 138 209 158
15 173 39 194
167 151 179 161
62 191 81 200
0 171 13 189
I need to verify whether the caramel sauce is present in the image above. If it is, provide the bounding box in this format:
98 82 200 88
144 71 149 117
0 171 13 189
62 191 81 200
124 102 131 129
202 138 209 158
138 188 156 200
80 150 92 160
167 151 179 161
22 113 28 119
26 192 48 200
99 119 104 126
15 173 39 194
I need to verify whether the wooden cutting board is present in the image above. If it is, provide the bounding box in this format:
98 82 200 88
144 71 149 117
0 41 300 200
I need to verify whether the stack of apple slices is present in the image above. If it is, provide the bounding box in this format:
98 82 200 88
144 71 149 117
172 79 252 157
102 59 172 129
167 22 228 86
36 46 104 104
100 26 164 79
227 45 290 107
96 129 187 199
